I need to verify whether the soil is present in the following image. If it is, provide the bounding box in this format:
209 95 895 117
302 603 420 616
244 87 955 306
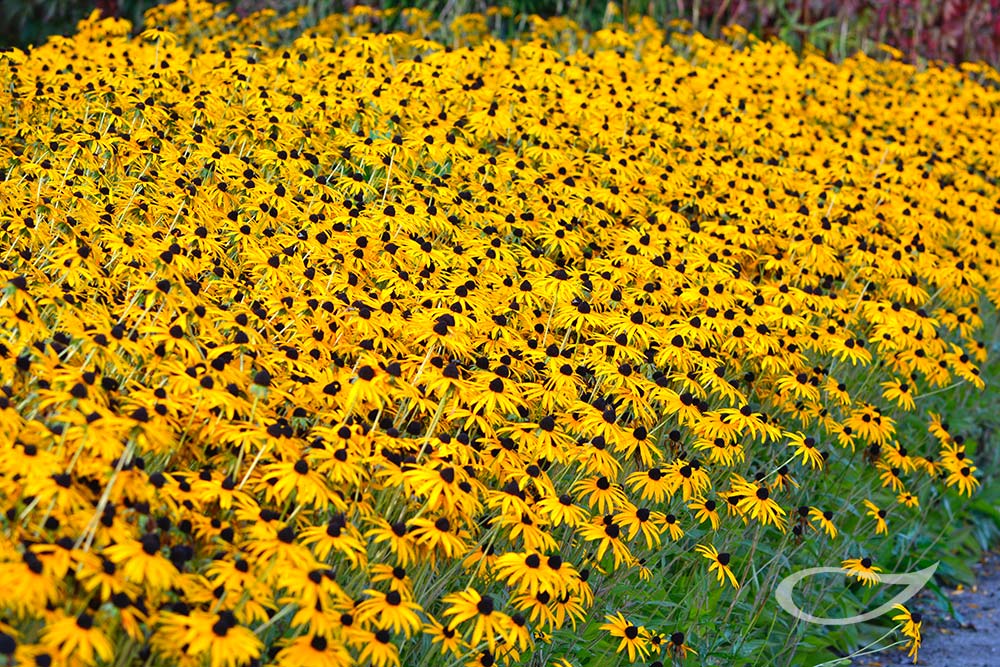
852 552 1000 667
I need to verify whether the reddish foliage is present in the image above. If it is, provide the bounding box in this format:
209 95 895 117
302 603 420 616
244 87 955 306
95 0 120 19
686 0 1000 66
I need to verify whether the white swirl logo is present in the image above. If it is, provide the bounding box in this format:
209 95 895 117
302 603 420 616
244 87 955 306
775 563 938 625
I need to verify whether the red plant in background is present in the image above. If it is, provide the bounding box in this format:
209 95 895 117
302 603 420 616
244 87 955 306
866 0 1000 66
95 0 120 19
679 0 1000 66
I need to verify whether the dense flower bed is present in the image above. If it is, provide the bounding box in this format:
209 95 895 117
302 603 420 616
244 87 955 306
1 3 999 665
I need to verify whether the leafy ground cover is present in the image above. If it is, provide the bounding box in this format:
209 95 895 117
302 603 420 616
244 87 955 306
1 3 1000 666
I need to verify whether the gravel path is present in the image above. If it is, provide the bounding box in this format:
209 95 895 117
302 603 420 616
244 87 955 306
853 552 1000 667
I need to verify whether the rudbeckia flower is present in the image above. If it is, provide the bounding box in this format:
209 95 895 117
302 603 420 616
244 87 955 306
694 543 739 589
599 612 651 662
40 612 114 665
103 534 179 591
842 557 882 586
891 603 922 661
442 589 513 652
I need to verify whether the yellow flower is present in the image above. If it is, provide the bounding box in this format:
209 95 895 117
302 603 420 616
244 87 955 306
688 496 722 530
945 463 981 496
862 499 889 535
626 466 678 503
356 629 400 667
781 428 823 467
424 615 466 657
694 543 739 589
356 589 424 637
880 378 916 410
40 612 114 665
731 478 787 530
891 603 922 662
615 503 665 549
408 516 470 560
442 589 513 652
842 557 882 586
807 507 838 539
599 612 651 662
573 475 628 514
494 551 562 597
274 634 352 667
171 611 264 667
578 515 634 569
103 534 179 592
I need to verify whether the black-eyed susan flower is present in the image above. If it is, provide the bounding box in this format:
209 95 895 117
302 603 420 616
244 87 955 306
442 589 512 652
891 603 922 662
945 463 980 496
731 478 787 530
536 492 589 528
257 457 335 507
600 612 651 662
616 503 665 549
897 490 921 508
625 466 677 503
862 499 889 536
408 516 469 560
370 563 413 595
786 432 825 470
40 612 113 665
494 551 558 597
300 514 368 568
688 496 722 530
424 615 466 658
103 534 179 592
274 633 353 667
510 589 557 629
156 609 266 667
808 507 838 539
694 543 739 589
573 475 628 515
356 589 424 637
842 557 882 586
355 629 400 667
